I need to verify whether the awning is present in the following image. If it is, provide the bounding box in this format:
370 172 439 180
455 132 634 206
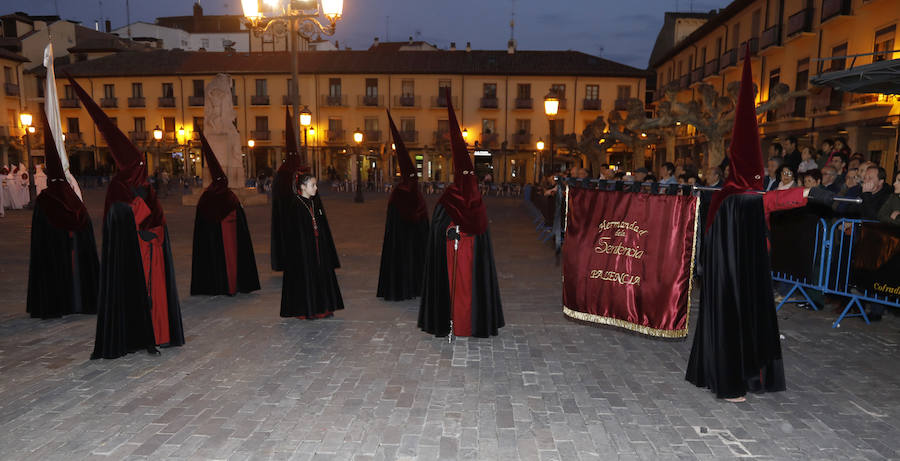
810 58 900 94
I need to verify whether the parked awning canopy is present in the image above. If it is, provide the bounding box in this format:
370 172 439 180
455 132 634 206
810 58 900 95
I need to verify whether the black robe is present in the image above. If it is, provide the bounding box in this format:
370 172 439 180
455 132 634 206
92 201 185 359
377 203 429 301
26 202 100 318
686 193 785 399
418 203 504 337
280 194 344 318
190 206 260 296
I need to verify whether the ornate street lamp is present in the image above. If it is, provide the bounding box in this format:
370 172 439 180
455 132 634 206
19 112 36 205
544 92 559 175
153 125 163 141
535 138 545 183
353 127 364 203
461 128 468 142
242 0 343 165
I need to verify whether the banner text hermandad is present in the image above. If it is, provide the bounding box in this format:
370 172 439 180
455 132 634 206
561 187 699 338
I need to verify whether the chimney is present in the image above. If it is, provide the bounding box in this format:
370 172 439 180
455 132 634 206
408 36 413 44
507 39 516 54
465 41 471 52
450 42 456 51
373 37 379 48
193 2 203 17
105 20 111 33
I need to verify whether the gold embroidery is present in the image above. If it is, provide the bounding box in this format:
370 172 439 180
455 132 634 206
563 306 688 338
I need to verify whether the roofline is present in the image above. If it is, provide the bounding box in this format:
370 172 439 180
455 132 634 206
648 0 755 69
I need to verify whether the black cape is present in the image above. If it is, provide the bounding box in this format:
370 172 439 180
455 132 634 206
26 202 100 318
418 203 504 337
190 206 261 295
280 194 344 317
271 174 292 271
686 193 785 399
377 203 430 301
92 201 185 359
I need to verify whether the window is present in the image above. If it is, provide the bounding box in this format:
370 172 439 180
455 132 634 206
329 78 341 97
617 85 631 100
3 66 11 83
133 117 146 132
164 117 176 133
364 117 378 132
715 37 722 58
516 119 530 135
103 84 115 99
551 84 566 99
437 119 449 134
162 82 174 98
517 83 530 99
874 25 896 62
677 60 683 77
831 43 848 71
255 79 267 96
37 77 44 98
794 59 809 117
767 68 780 100
751 10 761 38
131 83 143 98
400 118 415 133
482 119 495 135
438 80 451 99
193 116 204 133
731 22 740 50
328 118 342 132
700 47 706 65
365 78 378 97
255 116 268 133
192 80 204 97
585 84 599 100
483 83 497 99
201 38 209 49
401 80 414 97
67 117 79 134
63 85 75 100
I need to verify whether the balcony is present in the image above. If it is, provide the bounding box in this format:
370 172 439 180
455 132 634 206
188 95 204 106
760 25 781 51
480 133 499 147
739 38 760 59
64 132 82 143
4 83 19 96
127 97 146 107
281 94 302 105
60 98 80 108
251 130 270 140
431 95 459 108
614 99 629 111
400 130 418 143
720 49 737 71
848 93 897 110
821 0 851 23
786 8 813 38
582 98 602 110
321 94 348 107
325 130 345 143
394 95 419 108
433 130 450 145
511 132 532 145
704 58 719 77
164 132 176 143
811 87 843 115
100 97 118 108
678 74 691 89
358 95 384 107
480 97 499 109
129 131 149 142
251 95 270 106
515 98 533 109
690 67 704 84
158 97 175 107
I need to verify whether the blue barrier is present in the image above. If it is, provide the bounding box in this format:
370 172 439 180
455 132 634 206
772 218 828 312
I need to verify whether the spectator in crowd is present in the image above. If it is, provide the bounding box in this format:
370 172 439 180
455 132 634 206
833 167 862 214
877 170 900 225
819 139 835 167
834 137 851 157
613 171 626 180
798 146 818 173
821 166 843 194
677 174 688 184
632 167 649 183
783 136 801 170
775 165 796 190
659 162 677 184
829 153 849 185
685 174 699 186
764 156 784 191
858 166 891 219
801 169 822 189
574 168 589 179
767 142 783 159
705 166 723 188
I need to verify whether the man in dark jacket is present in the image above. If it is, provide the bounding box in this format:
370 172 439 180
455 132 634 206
783 136 802 171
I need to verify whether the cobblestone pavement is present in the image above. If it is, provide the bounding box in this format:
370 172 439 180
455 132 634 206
1 185 899 460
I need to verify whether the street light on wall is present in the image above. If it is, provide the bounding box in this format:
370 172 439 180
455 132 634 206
19 112 36 205
353 127 364 203
544 92 559 176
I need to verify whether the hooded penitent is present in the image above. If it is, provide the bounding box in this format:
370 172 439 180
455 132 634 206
376 110 430 301
418 90 503 337
26 111 99 318
190 133 260 296
68 75 184 359
271 107 303 271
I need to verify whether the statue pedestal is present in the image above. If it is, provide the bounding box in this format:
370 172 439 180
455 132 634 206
181 187 269 207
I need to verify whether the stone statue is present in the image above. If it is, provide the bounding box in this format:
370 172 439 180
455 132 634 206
203 73 245 188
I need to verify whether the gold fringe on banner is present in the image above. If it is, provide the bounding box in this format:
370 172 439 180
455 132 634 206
562 306 689 338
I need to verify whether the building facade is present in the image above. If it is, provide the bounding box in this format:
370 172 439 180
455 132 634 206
51 48 648 184
649 0 899 172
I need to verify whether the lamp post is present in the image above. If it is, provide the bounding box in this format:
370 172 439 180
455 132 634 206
299 105 312 174
242 0 343 164
536 138 545 183
543 92 559 176
19 112 36 205
353 128 364 203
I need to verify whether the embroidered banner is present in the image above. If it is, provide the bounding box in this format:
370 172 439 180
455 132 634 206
561 187 699 338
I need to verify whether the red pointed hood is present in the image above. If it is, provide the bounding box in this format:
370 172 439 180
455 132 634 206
275 106 303 197
707 43 765 229
197 132 240 222
386 109 427 222
438 90 487 234
36 110 88 230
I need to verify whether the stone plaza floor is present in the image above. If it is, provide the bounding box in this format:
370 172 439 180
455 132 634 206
1 185 899 460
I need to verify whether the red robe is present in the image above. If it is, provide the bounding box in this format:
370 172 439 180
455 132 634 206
131 197 170 345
